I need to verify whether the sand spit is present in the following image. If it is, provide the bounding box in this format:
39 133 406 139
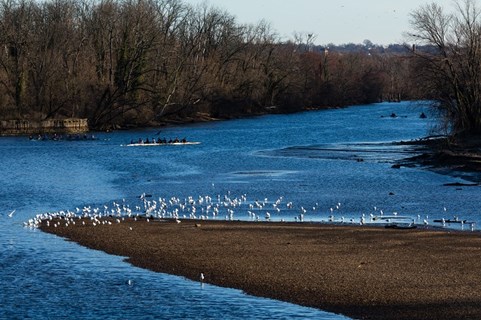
40 219 481 320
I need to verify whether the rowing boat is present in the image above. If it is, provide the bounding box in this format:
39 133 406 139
123 142 201 147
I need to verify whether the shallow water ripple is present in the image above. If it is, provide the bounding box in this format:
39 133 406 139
1 101 478 319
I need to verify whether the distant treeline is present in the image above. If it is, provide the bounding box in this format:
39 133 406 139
0 0 424 130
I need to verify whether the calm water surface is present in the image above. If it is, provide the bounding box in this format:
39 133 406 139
1 101 479 319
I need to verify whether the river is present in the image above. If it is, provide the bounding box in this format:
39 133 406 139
1 101 479 319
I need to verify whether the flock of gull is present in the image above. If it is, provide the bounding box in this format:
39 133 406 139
19 192 476 232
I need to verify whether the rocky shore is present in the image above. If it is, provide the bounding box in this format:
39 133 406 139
40 219 481 320
393 136 481 181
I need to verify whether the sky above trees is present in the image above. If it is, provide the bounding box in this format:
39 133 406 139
184 0 455 45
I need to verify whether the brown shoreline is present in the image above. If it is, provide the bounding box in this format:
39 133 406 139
40 219 481 320
395 136 481 180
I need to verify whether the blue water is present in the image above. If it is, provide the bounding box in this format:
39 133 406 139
1 101 479 319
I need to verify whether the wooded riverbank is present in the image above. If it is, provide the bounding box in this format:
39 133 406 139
0 0 418 131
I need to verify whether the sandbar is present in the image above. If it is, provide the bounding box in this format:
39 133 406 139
40 219 481 320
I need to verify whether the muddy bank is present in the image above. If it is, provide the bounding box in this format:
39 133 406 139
393 136 481 181
40 219 481 320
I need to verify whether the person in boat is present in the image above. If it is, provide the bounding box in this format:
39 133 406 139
138 138 143 144
174 137 179 143
145 138 150 144
168 138 173 144
420 112 427 119
181 137 187 143
156 137 163 144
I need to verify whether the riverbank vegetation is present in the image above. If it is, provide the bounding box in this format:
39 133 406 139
2 0 479 140
409 0 481 139
0 0 422 130
395 0 481 174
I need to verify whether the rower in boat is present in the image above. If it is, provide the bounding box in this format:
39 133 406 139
125 137 199 146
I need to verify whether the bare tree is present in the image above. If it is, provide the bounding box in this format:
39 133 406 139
0 0 412 129
409 0 481 136
0 0 35 116
85 0 165 128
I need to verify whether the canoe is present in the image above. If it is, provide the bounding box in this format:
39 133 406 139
385 223 417 229
433 219 467 224
372 215 412 221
